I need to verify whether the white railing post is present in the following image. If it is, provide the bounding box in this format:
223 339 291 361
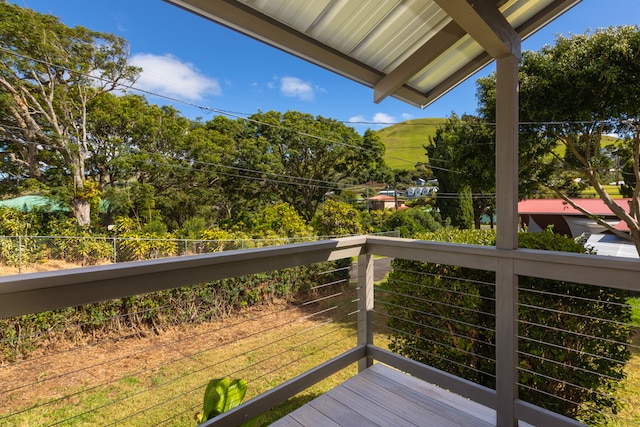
357 251 374 372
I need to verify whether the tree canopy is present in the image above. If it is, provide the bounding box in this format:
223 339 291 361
0 2 139 226
476 25 640 253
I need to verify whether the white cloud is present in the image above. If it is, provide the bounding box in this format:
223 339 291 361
129 53 222 101
372 113 396 124
279 76 315 101
348 115 367 123
401 113 414 121
347 113 396 125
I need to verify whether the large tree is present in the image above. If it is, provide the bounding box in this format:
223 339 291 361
477 25 640 254
0 3 139 226
241 111 387 220
427 115 493 229
427 114 551 229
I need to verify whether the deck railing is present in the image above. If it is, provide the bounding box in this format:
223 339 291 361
1 235 639 426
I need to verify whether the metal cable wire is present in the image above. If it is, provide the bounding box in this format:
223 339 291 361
153 330 359 426
393 267 496 289
2 276 353 424
1 279 343 395
517 350 634 383
376 287 496 319
112 318 358 426
3 301 301 423
519 302 630 328
518 318 639 352
382 339 496 381
383 277 496 303
373 311 496 348
383 324 496 364
518 335 628 366
518 285 632 310
374 297 496 332
49 307 356 427
518 366 615 400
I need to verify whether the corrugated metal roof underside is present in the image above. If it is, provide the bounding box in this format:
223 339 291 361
164 0 581 108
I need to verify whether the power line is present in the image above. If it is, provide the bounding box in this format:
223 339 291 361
1 47 627 183
0 47 422 168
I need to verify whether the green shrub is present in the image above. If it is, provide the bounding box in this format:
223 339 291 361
47 219 112 265
385 228 632 424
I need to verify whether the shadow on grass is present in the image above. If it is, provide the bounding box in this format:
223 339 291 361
256 392 323 425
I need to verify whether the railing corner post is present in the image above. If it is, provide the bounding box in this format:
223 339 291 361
357 251 374 371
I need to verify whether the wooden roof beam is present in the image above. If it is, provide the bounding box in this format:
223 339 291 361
433 0 521 59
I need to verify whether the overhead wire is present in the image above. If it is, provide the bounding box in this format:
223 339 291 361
1 46 623 201
0 46 453 172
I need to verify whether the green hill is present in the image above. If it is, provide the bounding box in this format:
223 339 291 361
376 118 444 170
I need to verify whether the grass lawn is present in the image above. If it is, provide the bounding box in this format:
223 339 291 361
3 288 639 426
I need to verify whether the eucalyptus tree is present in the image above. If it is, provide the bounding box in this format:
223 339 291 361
477 25 640 253
0 3 139 226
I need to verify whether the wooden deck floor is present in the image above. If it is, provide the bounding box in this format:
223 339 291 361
271 363 499 427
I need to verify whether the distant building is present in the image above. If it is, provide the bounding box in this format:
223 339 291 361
367 195 406 211
518 198 631 237
518 198 637 258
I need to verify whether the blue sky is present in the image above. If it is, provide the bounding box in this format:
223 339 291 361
9 0 640 132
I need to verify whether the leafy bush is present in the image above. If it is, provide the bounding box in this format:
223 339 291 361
385 228 632 423
381 208 442 238
0 208 45 266
252 202 313 239
311 199 362 236
46 219 112 265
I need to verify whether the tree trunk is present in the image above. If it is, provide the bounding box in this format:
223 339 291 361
70 198 91 227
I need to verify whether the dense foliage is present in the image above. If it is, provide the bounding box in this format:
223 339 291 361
385 228 632 424
477 25 640 254
0 2 139 226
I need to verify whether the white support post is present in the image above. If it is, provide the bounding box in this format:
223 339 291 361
495 53 520 427
357 252 374 372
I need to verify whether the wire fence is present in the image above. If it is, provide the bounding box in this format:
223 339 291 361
0 231 399 275
376 258 640 426
0 261 362 426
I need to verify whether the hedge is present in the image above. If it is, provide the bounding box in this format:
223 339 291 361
384 228 631 424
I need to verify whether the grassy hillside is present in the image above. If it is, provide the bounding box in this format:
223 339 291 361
376 118 445 170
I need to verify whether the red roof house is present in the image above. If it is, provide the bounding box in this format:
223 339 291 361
518 198 632 237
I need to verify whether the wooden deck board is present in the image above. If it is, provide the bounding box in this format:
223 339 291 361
271 363 499 427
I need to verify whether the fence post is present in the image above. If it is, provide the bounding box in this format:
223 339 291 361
18 235 23 274
357 251 374 372
112 236 117 264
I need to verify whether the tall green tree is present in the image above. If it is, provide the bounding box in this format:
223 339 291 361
0 3 139 227
477 25 640 254
243 111 387 220
426 115 493 229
